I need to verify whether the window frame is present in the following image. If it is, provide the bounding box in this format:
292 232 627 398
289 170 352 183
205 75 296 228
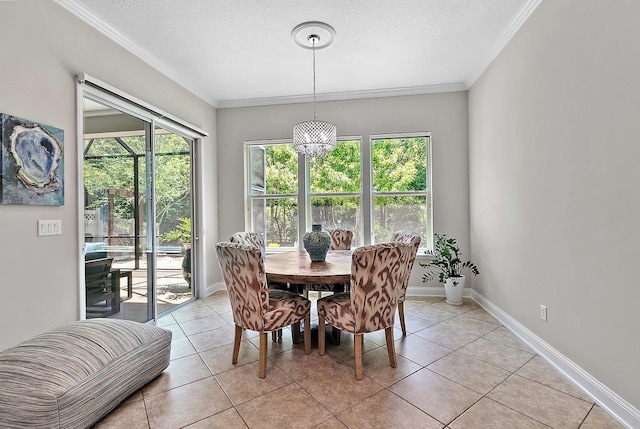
244 131 432 253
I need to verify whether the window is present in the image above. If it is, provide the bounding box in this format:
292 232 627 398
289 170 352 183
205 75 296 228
245 133 431 251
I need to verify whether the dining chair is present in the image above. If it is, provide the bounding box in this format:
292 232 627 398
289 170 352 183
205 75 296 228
326 228 353 250
230 231 288 341
216 242 311 378
390 231 422 336
229 231 266 259
317 241 414 380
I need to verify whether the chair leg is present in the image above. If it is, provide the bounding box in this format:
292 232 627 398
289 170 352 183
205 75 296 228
385 327 397 368
258 332 268 378
303 315 311 354
354 333 363 380
272 331 276 342
232 325 243 364
398 301 407 336
318 316 326 355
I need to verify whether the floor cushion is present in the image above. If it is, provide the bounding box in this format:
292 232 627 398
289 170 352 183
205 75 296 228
0 318 171 428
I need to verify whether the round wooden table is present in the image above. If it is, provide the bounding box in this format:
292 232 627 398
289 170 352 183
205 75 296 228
264 250 352 345
264 250 352 285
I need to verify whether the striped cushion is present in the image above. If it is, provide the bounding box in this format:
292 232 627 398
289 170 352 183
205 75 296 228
0 319 171 428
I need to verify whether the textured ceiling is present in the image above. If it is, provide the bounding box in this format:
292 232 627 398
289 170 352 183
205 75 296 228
58 0 540 107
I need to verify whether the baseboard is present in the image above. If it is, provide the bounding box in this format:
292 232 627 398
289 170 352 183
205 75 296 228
470 290 640 429
204 281 225 297
405 285 472 298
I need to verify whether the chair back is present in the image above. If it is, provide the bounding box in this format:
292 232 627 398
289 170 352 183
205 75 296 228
350 242 414 333
327 229 353 250
216 242 268 331
229 231 266 259
390 231 422 299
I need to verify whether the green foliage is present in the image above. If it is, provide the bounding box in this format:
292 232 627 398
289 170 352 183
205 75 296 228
160 217 191 244
84 134 192 237
420 233 479 284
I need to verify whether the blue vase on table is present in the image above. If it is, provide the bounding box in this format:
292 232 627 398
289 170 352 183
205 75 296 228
303 224 331 262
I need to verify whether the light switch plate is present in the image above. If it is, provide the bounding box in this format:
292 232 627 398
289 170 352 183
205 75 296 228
38 220 62 236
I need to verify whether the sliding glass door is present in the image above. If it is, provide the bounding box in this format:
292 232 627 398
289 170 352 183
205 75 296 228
82 96 195 322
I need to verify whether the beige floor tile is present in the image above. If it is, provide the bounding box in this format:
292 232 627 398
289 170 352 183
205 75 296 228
412 305 457 325
395 312 440 333
246 329 297 357
143 353 212 397
215 360 293 405
388 368 482 424
297 363 384 414
93 399 149 429
199 339 260 375
516 355 591 401
362 326 404 346
206 299 233 314
463 307 502 325
439 315 500 337
170 336 197 360
184 408 248 428
271 347 340 380
413 322 481 350
170 304 218 322
394 334 453 366
449 397 547 429
178 314 229 335
344 346 423 387
427 351 510 394
457 337 535 372
430 299 478 315
153 314 177 327
336 389 443 429
158 322 186 340
236 383 332 429
313 417 348 428
580 405 626 429
487 374 592 428
482 326 535 352
145 377 233 428
188 325 238 352
121 389 143 406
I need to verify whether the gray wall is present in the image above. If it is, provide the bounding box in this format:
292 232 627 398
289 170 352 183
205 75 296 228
469 0 640 411
0 0 217 350
216 92 470 288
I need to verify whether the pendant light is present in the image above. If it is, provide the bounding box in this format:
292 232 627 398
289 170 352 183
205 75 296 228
292 22 337 157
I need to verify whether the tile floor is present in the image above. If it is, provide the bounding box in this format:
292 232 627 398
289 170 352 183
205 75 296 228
93 292 625 429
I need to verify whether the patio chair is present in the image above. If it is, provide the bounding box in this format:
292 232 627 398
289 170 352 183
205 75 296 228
85 257 120 317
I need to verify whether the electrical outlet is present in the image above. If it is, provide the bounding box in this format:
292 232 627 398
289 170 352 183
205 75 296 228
540 305 547 322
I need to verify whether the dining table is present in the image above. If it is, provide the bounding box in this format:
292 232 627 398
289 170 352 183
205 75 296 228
264 249 353 344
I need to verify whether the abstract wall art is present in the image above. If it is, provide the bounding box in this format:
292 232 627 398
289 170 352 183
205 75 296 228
1 113 64 205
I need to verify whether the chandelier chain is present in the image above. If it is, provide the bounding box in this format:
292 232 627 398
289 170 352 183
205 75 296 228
312 36 317 120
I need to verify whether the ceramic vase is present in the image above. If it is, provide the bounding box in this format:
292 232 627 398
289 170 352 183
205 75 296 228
303 224 331 262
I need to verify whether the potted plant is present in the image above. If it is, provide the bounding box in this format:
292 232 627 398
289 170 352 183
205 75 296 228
420 233 479 305
161 217 192 286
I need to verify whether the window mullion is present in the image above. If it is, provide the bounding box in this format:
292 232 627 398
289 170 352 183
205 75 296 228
361 135 372 246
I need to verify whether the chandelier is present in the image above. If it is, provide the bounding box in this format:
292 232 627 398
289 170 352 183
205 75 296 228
292 22 337 157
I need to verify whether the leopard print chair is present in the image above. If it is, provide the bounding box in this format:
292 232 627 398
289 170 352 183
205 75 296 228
216 242 311 378
317 241 414 380
326 229 353 250
230 231 288 341
390 231 422 336
229 231 266 259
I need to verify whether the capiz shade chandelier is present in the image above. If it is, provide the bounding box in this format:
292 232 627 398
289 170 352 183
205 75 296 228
292 22 337 157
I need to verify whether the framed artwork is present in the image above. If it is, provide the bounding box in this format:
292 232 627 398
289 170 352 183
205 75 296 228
1 113 64 205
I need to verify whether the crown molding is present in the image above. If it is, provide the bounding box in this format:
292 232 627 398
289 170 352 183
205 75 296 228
54 0 219 107
465 0 544 88
216 82 468 109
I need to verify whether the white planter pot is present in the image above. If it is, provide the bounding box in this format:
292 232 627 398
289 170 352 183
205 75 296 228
444 275 465 305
